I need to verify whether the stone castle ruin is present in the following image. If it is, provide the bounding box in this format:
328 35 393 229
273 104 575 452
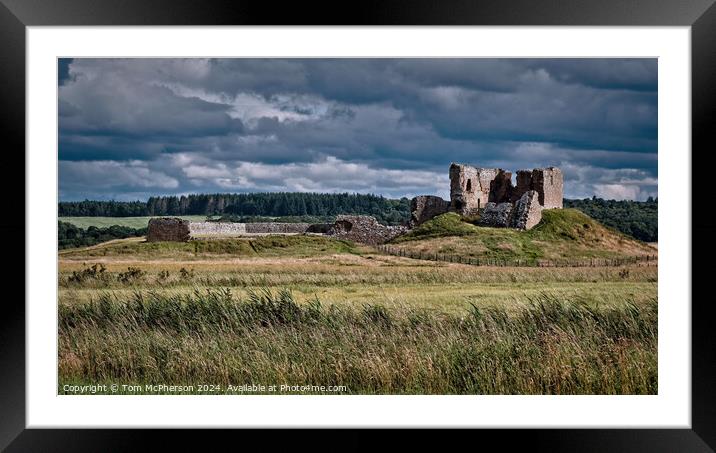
413 163 563 230
449 163 563 215
147 163 563 244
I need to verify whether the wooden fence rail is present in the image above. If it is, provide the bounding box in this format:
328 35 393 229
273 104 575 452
374 244 657 268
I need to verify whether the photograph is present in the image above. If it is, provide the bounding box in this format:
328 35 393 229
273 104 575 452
56 57 659 396
2 0 711 446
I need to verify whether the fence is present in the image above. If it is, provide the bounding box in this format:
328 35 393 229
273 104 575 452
374 244 657 268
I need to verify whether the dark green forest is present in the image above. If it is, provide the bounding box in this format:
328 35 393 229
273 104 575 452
564 197 657 242
59 192 411 225
58 193 657 242
58 222 146 250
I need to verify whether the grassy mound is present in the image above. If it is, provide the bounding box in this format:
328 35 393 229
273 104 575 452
392 209 654 262
60 235 358 259
399 212 478 240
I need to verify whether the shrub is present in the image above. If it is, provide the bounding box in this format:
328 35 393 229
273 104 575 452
117 267 146 283
68 263 107 283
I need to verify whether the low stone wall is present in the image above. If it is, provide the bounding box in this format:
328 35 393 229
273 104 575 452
189 222 247 236
147 218 191 242
187 221 324 237
146 217 406 244
327 215 407 245
245 223 312 234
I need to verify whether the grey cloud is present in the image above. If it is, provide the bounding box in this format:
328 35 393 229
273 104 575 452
58 58 658 201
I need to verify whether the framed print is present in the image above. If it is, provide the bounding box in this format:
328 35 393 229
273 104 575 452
3 0 715 450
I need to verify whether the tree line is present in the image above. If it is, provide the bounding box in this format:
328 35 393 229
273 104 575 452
59 192 412 225
564 196 657 242
58 222 146 250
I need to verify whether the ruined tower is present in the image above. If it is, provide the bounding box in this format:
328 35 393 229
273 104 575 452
532 167 563 209
449 163 502 216
511 167 563 209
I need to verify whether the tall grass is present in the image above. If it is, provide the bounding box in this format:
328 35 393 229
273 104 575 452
59 288 657 394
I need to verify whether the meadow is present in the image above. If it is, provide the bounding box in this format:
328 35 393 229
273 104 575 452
58 229 658 395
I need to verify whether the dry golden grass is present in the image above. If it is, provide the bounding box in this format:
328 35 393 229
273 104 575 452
59 247 657 315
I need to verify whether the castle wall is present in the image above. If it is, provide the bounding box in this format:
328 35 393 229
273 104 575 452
189 222 317 237
475 168 499 206
244 223 313 234
449 164 480 215
410 195 449 226
512 170 534 202
531 167 563 209
449 163 499 215
188 222 247 237
489 169 513 204
147 219 329 241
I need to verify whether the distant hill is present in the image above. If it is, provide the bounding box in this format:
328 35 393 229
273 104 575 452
392 209 656 263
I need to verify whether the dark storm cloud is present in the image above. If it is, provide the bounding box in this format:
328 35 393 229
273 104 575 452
58 58 658 201
532 59 657 92
58 58 73 85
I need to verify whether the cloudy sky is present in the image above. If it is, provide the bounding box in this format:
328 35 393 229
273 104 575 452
58 58 657 201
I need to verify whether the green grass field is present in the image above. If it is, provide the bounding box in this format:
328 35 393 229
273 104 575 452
59 215 214 229
58 210 658 395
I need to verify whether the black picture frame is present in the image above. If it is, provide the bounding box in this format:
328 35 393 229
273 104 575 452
2 0 714 450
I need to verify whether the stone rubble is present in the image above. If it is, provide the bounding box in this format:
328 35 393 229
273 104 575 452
326 215 408 245
478 202 514 228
